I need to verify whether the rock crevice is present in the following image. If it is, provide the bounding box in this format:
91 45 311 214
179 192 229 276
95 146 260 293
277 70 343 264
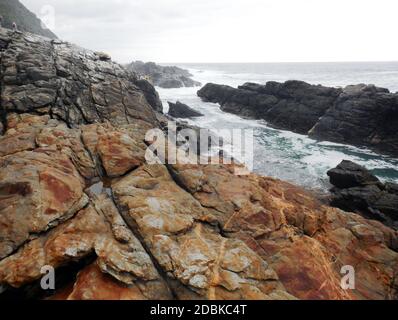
0 29 397 300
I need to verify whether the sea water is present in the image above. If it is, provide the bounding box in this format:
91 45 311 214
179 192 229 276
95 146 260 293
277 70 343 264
157 62 398 191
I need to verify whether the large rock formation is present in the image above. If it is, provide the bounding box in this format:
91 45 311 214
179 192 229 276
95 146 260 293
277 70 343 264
167 101 203 118
128 61 201 89
0 28 159 129
197 81 398 157
328 160 398 229
0 29 398 300
0 0 57 39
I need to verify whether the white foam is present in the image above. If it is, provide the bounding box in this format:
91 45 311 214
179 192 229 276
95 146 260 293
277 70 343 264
156 64 398 190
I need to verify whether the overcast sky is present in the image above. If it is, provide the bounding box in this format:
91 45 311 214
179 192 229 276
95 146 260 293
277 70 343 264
21 0 398 64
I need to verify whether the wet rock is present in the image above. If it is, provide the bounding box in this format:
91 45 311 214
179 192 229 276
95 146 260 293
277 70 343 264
310 84 398 156
328 160 398 229
327 160 381 189
1 30 398 301
168 101 204 119
198 81 340 134
198 81 398 156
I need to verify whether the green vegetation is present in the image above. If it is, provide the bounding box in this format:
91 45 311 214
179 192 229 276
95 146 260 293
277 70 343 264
0 0 57 38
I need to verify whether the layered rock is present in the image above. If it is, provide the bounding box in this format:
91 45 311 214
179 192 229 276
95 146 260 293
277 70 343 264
0 193 172 299
0 111 397 300
168 163 398 300
309 84 398 156
197 81 398 156
328 160 398 229
128 61 201 89
167 101 203 119
0 30 398 300
0 27 159 128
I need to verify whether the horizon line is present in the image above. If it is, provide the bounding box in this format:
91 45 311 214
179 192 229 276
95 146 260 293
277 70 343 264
156 60 398 65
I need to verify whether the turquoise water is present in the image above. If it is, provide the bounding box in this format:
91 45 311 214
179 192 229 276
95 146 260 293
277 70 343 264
157 62 398 191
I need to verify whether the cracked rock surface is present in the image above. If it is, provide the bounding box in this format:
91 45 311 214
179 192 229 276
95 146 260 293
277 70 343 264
0 29 397 300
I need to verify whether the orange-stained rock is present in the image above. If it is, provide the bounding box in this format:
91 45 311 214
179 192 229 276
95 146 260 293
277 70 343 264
0 149 87 259
0 206 102 287
65 263 148 300
112 164 294 300
0 194 172 299
81 123 147 178
36 123 98 180
0 113 51 157
0 111 398 300
169 163 398 300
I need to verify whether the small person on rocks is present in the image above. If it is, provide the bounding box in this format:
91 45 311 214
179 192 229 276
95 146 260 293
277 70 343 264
11 22 22 34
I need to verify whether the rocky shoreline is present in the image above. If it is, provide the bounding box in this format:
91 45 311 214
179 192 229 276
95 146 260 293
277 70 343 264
328 160 398 230
128 61 201 89
167 101 204 118
198 81 398 157
0 28 397 300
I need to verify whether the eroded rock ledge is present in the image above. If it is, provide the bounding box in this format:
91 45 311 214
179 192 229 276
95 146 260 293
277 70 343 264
197 81 398 157
0 29 397 300
0 27 161 130
127 61 201 89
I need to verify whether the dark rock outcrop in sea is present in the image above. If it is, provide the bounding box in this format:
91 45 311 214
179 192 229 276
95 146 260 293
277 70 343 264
127 61 201 89
167 101 203 118
0 28 398 300
197 81 398 157
328 160 398 229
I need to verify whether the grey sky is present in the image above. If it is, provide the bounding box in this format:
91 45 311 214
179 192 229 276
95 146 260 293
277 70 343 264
21 0 398 64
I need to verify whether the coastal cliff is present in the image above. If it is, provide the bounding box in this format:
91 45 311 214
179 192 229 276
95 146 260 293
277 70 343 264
127 61 201 89
0 0 57 39
0 28 398 300
198 81 398 157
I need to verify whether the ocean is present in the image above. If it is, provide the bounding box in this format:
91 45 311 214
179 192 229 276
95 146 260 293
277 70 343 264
157 62 398 191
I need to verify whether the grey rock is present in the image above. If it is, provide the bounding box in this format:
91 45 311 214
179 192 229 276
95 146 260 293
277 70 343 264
0 28 159 128
328 160 398 229
327 160 381 189
128 61 201 89
198 81 398 156
168 101 204 118
0 0 57 39
198 81 340 134
135 79 164 113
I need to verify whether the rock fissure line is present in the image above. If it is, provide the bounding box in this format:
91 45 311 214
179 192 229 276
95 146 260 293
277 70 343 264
109 192 179 299
0 28 397 300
